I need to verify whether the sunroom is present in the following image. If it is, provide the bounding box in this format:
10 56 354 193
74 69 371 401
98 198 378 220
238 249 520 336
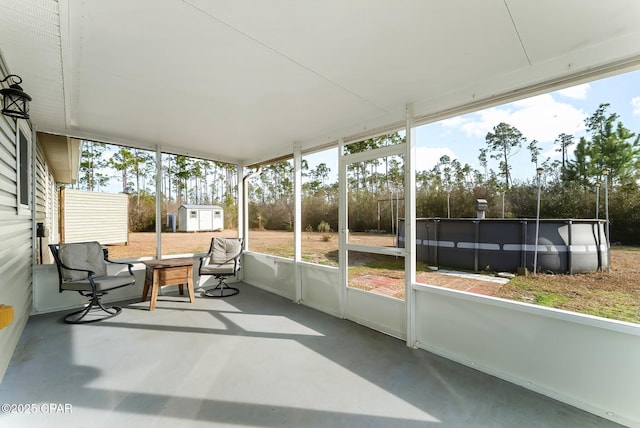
0 1 639 426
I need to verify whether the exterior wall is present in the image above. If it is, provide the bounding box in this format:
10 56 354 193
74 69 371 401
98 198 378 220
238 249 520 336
62 189 128 245
413 284 640 427
34 141 57 264
243 252 295 299
243 254 406 339
0 110 32 382
346 288 406 340
300 262 340 317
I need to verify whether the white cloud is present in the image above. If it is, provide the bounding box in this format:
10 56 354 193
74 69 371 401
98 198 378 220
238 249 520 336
415 147 456 172
452 94 587 143
440 117 469 128
556 83 591 100
632 96 640 116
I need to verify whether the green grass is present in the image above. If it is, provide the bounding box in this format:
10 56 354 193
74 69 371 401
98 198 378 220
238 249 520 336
254 238 640 324
612 245 640 252
498 274 640 324
361 257 404 270
265 246 294 258
533 292 570 307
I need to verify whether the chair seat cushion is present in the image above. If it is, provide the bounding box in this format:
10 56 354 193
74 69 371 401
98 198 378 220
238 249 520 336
61 273 135 292
200 263 237 275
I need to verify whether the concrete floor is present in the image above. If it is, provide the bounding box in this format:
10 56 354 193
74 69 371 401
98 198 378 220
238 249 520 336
0 284 621 428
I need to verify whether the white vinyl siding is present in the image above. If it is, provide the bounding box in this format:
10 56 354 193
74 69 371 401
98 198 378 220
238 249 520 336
0 102 32 382
34 141 57 264
62 189 128 245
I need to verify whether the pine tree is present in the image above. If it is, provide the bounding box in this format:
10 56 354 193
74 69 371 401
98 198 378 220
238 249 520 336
485 123 526 189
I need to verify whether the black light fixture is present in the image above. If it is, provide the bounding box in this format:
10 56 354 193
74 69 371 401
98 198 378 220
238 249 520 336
0 74 32 120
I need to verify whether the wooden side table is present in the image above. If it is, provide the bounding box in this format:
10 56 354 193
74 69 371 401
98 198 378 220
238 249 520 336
142 258 195 311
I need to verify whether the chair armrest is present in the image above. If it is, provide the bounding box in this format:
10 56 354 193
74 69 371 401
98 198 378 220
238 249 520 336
105 259 135 275
198 255 211 274
233 251 242 269
58 262 96 278
56 263 99 294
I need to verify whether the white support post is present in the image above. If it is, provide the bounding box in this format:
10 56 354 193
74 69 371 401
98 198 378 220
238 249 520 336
293 145 302 303
236 164 245 282
405 104 417 347
155 145 162 259
237 164 244 241
242 165 250 250
338 138 348 318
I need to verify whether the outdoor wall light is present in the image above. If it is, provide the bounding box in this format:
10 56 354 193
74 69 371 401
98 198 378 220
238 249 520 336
0 74 32 120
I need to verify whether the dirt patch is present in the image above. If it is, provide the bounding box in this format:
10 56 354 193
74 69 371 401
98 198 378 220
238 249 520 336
107 231 240 258
107 231 639 322
494 248 640 322
108 230 497 297
107 230 391 262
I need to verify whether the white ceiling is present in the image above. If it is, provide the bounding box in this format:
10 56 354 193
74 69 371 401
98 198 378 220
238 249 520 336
1 0 640 165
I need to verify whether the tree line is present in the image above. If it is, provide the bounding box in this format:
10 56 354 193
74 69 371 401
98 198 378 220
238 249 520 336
75 146 238 231
252 103 640 243
73 103 640 243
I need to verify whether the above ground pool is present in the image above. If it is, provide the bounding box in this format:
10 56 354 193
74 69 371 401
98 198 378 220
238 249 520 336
398 218 608 274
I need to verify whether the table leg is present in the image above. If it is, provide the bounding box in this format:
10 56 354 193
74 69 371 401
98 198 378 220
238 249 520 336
187 266 195 303
150 269 160 311
142 278 150 301
178 284 184 295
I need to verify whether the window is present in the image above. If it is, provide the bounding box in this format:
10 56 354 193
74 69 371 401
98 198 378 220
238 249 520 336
17 123 30 215
302 147 338 266
342 133 407 300
70 142 238 259
161 154 238 257
413 70 640 324
247 159 294 258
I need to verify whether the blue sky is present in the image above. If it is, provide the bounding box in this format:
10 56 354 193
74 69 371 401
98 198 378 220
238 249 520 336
305 68 640 184
99 69 640 192
414 69 640 182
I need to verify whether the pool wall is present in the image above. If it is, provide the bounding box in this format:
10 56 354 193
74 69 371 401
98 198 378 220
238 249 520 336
398 218 608 274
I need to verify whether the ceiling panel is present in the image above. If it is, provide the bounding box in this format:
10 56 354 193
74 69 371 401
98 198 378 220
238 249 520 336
186 0 528 110
0 0 65 130
507 0 640 64
1 0 639 165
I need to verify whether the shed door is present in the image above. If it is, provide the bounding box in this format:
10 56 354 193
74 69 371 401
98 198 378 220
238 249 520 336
199 210 213 230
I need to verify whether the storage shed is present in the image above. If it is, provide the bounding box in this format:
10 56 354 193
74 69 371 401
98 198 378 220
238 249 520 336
177 205 224 232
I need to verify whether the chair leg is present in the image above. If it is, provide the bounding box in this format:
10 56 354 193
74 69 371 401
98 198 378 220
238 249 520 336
63 293 122 324
203 277 239 298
